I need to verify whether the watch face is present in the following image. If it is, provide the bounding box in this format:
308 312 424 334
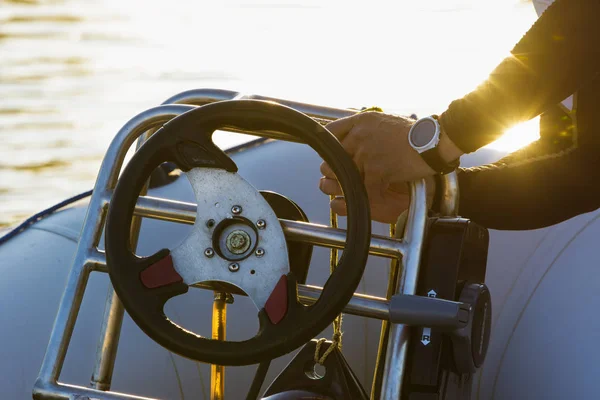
410 119 437 148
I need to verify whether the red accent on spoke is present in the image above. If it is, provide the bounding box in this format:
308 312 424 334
140 254 183 289
264 275 288 325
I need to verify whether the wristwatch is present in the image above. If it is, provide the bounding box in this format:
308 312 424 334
407 115 459 175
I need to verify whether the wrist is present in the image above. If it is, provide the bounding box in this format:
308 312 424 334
437 121 464 164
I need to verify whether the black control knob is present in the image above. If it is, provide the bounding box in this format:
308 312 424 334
451 283 492 373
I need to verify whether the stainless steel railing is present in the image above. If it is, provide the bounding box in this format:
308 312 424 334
33 89 458 400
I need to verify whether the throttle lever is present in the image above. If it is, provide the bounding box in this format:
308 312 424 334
388 293 471 331
389 283 491 374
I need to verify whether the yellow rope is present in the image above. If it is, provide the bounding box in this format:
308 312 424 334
314 105 385 365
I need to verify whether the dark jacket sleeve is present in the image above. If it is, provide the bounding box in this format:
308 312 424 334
456 82 600 230
457 145 600 231
439 0 600 154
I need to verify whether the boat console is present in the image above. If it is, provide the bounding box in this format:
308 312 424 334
31 89 492 400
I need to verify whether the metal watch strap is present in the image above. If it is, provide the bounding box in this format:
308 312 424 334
421 146 460 175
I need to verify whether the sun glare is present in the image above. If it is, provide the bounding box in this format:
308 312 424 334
484 117 540 152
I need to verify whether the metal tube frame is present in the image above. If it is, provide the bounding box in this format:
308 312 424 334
32 89 459 400
91 134 153 390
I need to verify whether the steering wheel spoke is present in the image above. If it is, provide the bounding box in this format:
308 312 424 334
169 168 290 309
136 249 184 290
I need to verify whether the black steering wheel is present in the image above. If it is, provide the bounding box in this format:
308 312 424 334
105 100 371 366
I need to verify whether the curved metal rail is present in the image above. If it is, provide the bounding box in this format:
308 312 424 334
33 89 459 400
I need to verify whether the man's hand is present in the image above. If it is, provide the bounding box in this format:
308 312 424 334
318 111 461 221
320 112 433 197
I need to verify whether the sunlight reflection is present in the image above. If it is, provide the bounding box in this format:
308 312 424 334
484 117 540 152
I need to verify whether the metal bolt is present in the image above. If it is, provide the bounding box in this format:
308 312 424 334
214 292 235 304
206 219 215 228
255 248 265 257
231 205 242 215
204 248 214 258
228 263 240 272
256 219 266 229
226 230 251 254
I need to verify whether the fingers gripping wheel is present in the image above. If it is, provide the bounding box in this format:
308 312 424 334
104 100 371 366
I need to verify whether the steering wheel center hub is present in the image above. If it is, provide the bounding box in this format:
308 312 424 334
227 230 251 254
213 216 259 261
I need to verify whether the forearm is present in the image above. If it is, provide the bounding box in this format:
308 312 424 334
457 152 600 230
439 0 600 154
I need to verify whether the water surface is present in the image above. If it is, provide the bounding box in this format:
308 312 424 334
0 0 538 226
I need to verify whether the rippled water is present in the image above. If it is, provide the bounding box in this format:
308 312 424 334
0 0 537 227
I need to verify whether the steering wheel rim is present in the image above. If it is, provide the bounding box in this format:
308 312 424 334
105 99 371 366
